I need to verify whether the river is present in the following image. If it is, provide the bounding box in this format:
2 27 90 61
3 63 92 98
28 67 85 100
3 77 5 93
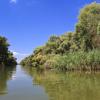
0 65 100 100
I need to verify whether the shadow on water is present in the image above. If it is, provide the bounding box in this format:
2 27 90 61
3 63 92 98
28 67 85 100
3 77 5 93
21 66 100 100
0 66 16 95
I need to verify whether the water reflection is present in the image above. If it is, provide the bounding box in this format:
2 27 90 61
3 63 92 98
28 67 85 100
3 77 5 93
22 66 100 100
0 66 16 95
0 65 100 100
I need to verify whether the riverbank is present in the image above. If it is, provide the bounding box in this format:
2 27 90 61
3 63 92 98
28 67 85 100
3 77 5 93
20 3 100 71
20 49 100 71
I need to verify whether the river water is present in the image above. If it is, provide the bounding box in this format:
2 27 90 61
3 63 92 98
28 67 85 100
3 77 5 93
0 65 100 100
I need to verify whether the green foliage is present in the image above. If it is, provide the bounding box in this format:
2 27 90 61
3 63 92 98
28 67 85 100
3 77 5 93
97 22 100 35
20 2 100 71
43 50 100 71
76 2 100 49
77 2 100 36
0 36 17 66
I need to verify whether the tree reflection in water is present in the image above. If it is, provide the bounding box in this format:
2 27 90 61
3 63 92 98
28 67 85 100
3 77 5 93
22 66 100 100
0 66 16 95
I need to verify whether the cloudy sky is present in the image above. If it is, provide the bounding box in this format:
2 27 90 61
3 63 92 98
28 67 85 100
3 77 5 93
0 0 99 62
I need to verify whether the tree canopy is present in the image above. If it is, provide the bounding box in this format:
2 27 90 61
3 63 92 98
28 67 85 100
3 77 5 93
0 36 17 66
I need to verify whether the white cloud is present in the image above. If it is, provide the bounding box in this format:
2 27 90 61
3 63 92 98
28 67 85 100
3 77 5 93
12 51 29 56
11 51 29 62
10 0 17 4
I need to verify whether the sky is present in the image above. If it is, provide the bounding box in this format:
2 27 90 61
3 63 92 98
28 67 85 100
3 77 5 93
0 0 100 62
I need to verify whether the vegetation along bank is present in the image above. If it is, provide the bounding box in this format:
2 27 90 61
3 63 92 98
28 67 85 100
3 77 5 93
0 36 17 66
20 2 100 71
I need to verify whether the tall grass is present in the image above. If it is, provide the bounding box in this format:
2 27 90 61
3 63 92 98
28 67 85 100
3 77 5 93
44 49 100 71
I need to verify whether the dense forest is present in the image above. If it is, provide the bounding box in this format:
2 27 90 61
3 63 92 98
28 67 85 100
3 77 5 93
0 36 17 66
20 2 100 71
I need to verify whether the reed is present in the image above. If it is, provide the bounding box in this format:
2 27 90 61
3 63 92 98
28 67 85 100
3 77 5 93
44 49 100 71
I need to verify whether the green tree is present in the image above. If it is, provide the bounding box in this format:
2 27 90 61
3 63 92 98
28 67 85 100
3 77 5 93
0 36 17 66
77 2 100 36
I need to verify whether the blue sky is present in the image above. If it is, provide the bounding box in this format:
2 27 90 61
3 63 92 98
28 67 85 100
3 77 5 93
0 0 99 62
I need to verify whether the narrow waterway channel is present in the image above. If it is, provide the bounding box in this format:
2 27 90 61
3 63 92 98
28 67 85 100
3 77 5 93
0 65 48 100
0 65 100 100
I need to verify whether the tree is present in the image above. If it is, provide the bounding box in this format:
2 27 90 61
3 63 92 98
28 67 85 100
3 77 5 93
77 2 100 36
0 36 17 66
75 2 100 50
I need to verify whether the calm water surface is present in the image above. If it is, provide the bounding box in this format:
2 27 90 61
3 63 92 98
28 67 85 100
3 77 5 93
0 65 100 100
